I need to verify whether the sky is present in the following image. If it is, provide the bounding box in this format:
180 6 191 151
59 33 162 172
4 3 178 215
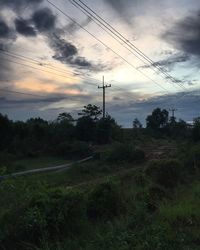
0 0 200 127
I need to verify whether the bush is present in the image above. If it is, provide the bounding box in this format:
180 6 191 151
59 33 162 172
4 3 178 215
29 188 86 237
1 188 86 249
184 144 200 172
54 141 93 159
135 185 168 213
133 172 147 186
145 159 182 188
0 151 16 165
105 143 145 163
87 180 126 220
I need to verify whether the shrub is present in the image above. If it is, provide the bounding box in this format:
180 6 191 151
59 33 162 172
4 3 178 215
87 180 126 220
0 151 16 166
184 144 200 172
145 159 182 188
29 188 86 237
133 172 147 186
135 185 168 213
0 188 86 249
105 143 145 163
55 141 93 159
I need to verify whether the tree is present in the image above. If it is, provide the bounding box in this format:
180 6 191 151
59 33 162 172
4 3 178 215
165 118 188 138
76 116 96 142
133 118 142 129
96 115 120 144
132 118 143 139
79 104 102 121
192 117 200 141
0 113 13 149
53 113 75 142
56 113 73 124
146 108 169 129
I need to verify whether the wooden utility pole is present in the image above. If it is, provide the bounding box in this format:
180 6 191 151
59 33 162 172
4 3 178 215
98 76 111 118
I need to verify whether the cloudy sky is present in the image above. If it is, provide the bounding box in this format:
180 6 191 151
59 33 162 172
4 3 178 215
0 0 200 127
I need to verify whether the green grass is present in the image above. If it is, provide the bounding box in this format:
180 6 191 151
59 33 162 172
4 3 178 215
159 181 200 223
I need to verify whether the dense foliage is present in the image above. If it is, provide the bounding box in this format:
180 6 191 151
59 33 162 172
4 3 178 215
0 105 121 160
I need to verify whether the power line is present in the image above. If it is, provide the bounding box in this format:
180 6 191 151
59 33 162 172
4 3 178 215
69 0 187 91
2 48 165 99
0 56 107 93
0 56 80 81
0 48 77 75
0 48 162 100
0 55 187 111
71 0 187 91
0 48 105 85
0 88 95 113
46 0 171 94
0 49 102 86
0 52 156 104
0 4 186 110
0 88 46 98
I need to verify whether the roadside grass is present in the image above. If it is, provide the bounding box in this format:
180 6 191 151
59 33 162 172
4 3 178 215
7 159 145 190
159 180 200 226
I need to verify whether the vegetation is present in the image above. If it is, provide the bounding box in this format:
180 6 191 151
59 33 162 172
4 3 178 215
0 106 200 249
104 143 145 163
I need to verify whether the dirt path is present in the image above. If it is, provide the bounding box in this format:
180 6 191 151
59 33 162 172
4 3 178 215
143 144 177 160
0 156 93 180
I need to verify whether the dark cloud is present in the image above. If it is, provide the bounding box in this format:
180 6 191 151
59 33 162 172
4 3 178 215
52 37 78 59
0 94 78 109
0 58 12 82
163 10 200 57
0 90 94 115
104 0 129 12
0 20 10 38
103 0 134 23
70 56 92 68
0 18 17 82
65 17 92 34
32 8 56 32
15 18 36 37
0 0 43 12
50 35 106 71
139 53 190 71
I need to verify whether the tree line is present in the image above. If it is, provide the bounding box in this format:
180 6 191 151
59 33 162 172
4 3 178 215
0 104 121 158
133 107 200 140
1 105 200 159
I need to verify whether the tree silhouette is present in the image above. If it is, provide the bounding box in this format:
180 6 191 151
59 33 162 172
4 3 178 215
80 104 102 121
146 108 169 129
133 118 142 129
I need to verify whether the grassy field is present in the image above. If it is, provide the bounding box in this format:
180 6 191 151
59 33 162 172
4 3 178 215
0 139 200 250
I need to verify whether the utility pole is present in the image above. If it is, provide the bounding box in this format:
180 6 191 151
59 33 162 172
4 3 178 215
169 108 177 119
98 76 111 118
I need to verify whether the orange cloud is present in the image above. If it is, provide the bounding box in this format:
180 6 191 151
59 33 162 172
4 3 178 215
15 80 57 93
